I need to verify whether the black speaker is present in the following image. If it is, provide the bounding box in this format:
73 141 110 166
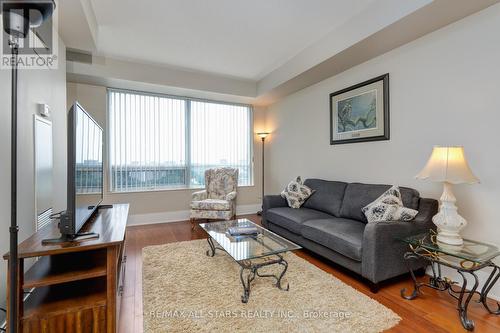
1 0 55 37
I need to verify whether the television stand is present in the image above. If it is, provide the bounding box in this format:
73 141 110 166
41 231 100 245
3 203 129 333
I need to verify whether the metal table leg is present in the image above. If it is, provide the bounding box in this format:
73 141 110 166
205 237 292 303
255 256 290 291
478 264 500 315
206 236 225 257
401 252 421 300
238 255 290 303
454 270 479 331
400 251 500 331
240 266 256 303
400 252 450 299
206 237 216 257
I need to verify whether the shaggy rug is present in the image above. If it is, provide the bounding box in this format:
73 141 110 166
142 239 400 332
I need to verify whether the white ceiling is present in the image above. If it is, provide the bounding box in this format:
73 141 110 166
61 0 500 104
81 0 376 80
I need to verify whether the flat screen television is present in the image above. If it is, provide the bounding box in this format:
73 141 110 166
51 102 103 241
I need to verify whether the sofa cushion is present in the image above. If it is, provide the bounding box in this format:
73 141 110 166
340 183 420 223
281 176 315 208
301 218 365 261
303 179 347 217
265 207 333 235
362 186 418 223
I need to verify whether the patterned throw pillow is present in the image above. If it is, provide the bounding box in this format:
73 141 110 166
362 186 418 223
281 176 314 209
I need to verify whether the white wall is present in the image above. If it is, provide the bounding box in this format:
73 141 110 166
266 4 500 295
0 40 67 305
66 83 265 223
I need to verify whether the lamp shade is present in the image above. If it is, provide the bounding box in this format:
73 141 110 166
416 146 479 184
257 132 270 139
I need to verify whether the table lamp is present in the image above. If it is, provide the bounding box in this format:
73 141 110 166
416 146 479 246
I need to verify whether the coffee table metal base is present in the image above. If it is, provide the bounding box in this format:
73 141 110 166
206 236 290 303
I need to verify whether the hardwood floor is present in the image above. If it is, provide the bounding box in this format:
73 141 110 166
118 214 500 333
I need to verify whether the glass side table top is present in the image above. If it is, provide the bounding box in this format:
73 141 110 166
400 232 500 264
199 219 301 261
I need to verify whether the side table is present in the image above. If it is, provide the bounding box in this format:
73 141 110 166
400 231 500 331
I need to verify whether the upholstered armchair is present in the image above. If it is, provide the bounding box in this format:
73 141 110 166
190 167 239 229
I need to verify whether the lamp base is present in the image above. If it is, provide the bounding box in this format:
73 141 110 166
432 182 467 246
436 231 464 246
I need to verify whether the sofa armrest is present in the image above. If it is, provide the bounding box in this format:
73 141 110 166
263 195 287 211
262 195 288 227
361 198 438 283
192 190 207 201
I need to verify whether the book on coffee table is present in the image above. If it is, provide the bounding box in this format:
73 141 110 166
228 226 260 236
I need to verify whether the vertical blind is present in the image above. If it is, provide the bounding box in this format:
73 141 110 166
108 89 253 192
190 101 252 186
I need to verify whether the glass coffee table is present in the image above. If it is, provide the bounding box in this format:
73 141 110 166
199 218 301 303
400 231 500 331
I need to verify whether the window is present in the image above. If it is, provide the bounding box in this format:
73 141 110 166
108 89 253 192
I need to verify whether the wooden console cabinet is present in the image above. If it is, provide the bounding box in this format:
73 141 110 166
3 204 129 333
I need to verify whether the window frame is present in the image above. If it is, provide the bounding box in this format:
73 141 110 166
106 87 254 193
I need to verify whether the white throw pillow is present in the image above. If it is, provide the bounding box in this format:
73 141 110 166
362 186 418 223
281 176 314 209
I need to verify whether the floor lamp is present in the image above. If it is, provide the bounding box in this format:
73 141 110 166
256 132 269 216
2 1 55 332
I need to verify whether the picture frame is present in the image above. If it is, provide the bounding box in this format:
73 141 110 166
329 73 389 145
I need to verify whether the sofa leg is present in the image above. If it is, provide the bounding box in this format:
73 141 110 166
369 282 380 293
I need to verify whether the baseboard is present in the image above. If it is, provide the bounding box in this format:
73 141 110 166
235 204 262 215
128 210 191 226
426 265 500 301
127 204 261 226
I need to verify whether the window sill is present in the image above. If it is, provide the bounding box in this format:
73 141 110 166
109 184 255 195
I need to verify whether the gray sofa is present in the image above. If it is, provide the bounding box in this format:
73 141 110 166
262 179 438 292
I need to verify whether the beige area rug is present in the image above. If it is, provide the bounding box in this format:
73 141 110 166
142 239 400 333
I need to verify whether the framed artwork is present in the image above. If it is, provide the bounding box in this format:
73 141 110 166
330 73 389 145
